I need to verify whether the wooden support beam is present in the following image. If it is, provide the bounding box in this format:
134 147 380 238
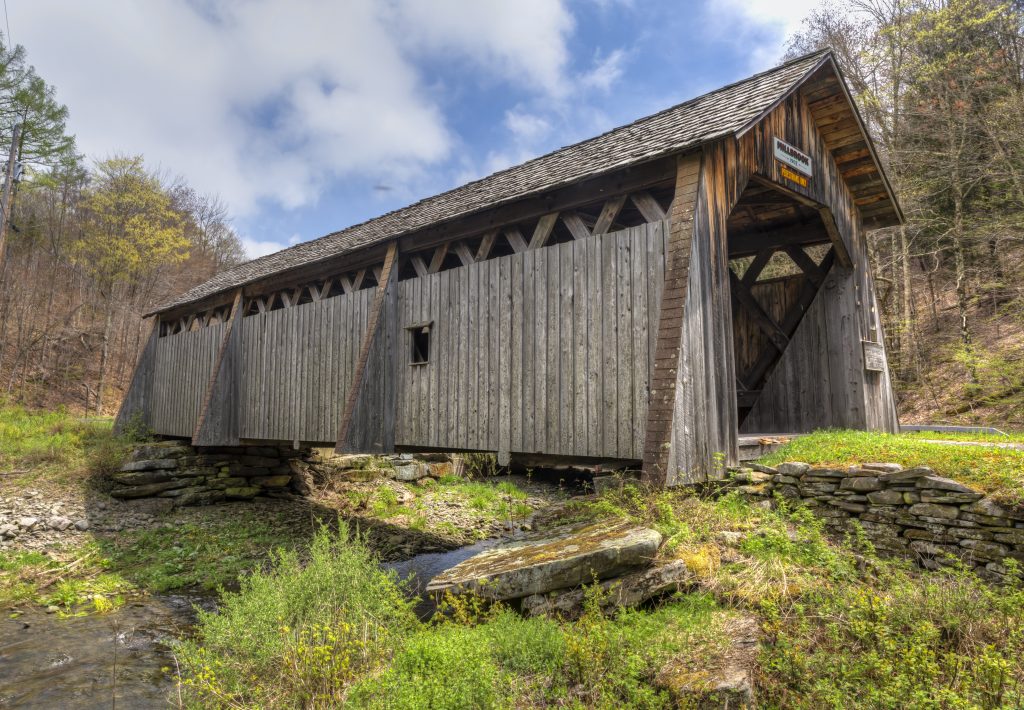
411 254 429 278
784 245 824 286
630 190 667 222
476 230 498 261
561 211 591 240
339 273 354 294
529 212 559 249
504 227 528 253
321 278 334 299
741 249 774 288
729 270 790 353
454 241 475 266
192 289 243 445
336 242 399 452
592 194 627 235
372 265 383 282
428 242 449 273
817 206 854 268
728 223 828 258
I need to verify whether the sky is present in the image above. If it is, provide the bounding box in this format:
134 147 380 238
9 0 820 259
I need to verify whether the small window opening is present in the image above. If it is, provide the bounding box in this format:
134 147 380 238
409 323 431 365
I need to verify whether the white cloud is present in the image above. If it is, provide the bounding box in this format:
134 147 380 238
504 110 552 144
706 0 821 70
11 0 579 220
394 0 575 96
240 235 288 259
580 49 627 92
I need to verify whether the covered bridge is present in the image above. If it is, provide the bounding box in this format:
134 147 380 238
117 49 901 486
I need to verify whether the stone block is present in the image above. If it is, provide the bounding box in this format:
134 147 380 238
959 539 1010 561
867 490 904 506
110 480 185 498
920 491 984 505
110 470 173 486
916 476 979 494
962 497 1024 521
238 455 281 468
877 466 934 483
773 474 800 485
119 458 178 472
391 463 429 482
777 462 810 476
831 500 867 514
860 463 904 473
224 486 260 499
994 531 1024 545
805 468 846 478
908 503 959 520
903 492 921 504
840 476 881 492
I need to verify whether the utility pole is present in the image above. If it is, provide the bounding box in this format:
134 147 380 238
0 123 21 273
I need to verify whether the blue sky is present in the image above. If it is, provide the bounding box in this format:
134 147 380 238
11 0 818 258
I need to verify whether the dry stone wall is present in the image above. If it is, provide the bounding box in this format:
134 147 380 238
732 462 1024 582
110 442 305 506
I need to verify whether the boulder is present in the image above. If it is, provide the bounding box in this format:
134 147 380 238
655 615 759 709
391 463 429 482
426 519 662 600
253 474 293 488
521 559 693 619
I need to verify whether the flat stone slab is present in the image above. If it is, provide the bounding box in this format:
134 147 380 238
426 519 662 600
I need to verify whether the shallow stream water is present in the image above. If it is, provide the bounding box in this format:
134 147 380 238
0 594 215 709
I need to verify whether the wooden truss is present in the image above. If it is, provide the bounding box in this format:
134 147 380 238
731 243 836 409
159 188 671 336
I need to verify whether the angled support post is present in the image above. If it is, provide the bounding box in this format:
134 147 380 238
336 241 399 453
192 289 244 446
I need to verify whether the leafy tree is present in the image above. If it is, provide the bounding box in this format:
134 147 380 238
73 155 189 412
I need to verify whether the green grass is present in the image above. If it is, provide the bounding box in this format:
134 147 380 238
899 428 1024 444
759 429 1024 504
0 403 132 488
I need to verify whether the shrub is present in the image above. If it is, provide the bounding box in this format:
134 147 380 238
176 525 416 707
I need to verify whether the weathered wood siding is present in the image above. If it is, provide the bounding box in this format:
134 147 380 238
395 221 667 460
239 287 375 443
733 276 803 377
114 322 158 434
151 324 225 438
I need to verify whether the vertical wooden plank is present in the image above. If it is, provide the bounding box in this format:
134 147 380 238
601 231 618 456
521 250 536 453
616 229 635 458
571 237 588 456
499 255 512 458
586 234 603 457
534 246 548 453
510 253 523 453
631 226 650 459
558 243 573 456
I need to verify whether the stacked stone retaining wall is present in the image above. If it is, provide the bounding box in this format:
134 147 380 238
732 462 1024 582
109 442 306 506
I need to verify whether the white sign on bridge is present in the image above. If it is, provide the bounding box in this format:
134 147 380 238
773 137 813 177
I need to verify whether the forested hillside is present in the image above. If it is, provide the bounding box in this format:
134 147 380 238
788 0 1024 427
2 0 1024 427
0 42 245 414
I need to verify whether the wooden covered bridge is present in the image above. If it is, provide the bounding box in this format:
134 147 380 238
118 49 901 486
